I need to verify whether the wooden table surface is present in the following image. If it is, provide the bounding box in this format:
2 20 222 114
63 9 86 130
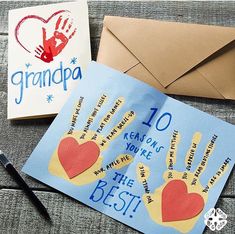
0 1 234 233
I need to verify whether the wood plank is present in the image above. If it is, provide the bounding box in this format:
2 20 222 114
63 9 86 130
0 189 138 233
0 36 8 93
0 189 234 234
0 1 235 36
0 1 234 233
0 0 234 194
171 95 235 125
0 90 54 189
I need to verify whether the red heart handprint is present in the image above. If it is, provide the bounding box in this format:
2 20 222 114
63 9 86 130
162 180 204 222
15 10 77 63
58 137 100 179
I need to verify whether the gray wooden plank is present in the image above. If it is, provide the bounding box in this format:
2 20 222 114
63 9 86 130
0 1 234 234
171 95 235 125
0 0 234 205
0 0 234 233
0 36 8 93
0 90 54 189
0 189 138 234
0 1 235 36
0 189 234 234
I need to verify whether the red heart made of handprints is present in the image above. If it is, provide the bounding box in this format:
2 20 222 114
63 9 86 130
15 10 69 53
162 179 204 222
58 137 100 179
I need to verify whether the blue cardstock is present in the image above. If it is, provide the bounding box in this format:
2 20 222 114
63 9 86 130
23 61 235 233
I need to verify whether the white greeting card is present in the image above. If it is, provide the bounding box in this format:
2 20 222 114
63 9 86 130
8 1 91 119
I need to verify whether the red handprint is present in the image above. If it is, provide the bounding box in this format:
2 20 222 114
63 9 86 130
35 15 77 63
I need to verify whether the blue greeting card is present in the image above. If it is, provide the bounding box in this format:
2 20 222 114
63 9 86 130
23 62 234 233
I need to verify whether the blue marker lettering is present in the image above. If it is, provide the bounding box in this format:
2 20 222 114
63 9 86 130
11 71 23 104
52 62 63 84
89 180 107 202
113 191 128 212
103 185 119 207
72 66 82 80
10 61 82 104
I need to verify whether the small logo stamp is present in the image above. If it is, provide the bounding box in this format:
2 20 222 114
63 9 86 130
204 208 227 231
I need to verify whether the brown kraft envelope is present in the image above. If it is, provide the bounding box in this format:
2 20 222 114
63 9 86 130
97 16 235 100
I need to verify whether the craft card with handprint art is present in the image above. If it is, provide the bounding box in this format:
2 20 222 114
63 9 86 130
8 1 90 119
23 62 235 233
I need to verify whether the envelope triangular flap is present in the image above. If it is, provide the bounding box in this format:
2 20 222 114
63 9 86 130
97 25 139 72
104 16 235 87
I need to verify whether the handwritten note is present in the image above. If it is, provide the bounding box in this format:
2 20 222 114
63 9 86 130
23 62 235 234
8 1 91 119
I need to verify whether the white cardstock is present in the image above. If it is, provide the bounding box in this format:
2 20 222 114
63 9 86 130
8 1 91 119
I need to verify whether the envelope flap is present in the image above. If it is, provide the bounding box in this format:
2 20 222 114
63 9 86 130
104 16 235 87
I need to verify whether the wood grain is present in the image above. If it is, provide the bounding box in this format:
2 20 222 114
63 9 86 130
0 1 235 233
0 189 234 234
